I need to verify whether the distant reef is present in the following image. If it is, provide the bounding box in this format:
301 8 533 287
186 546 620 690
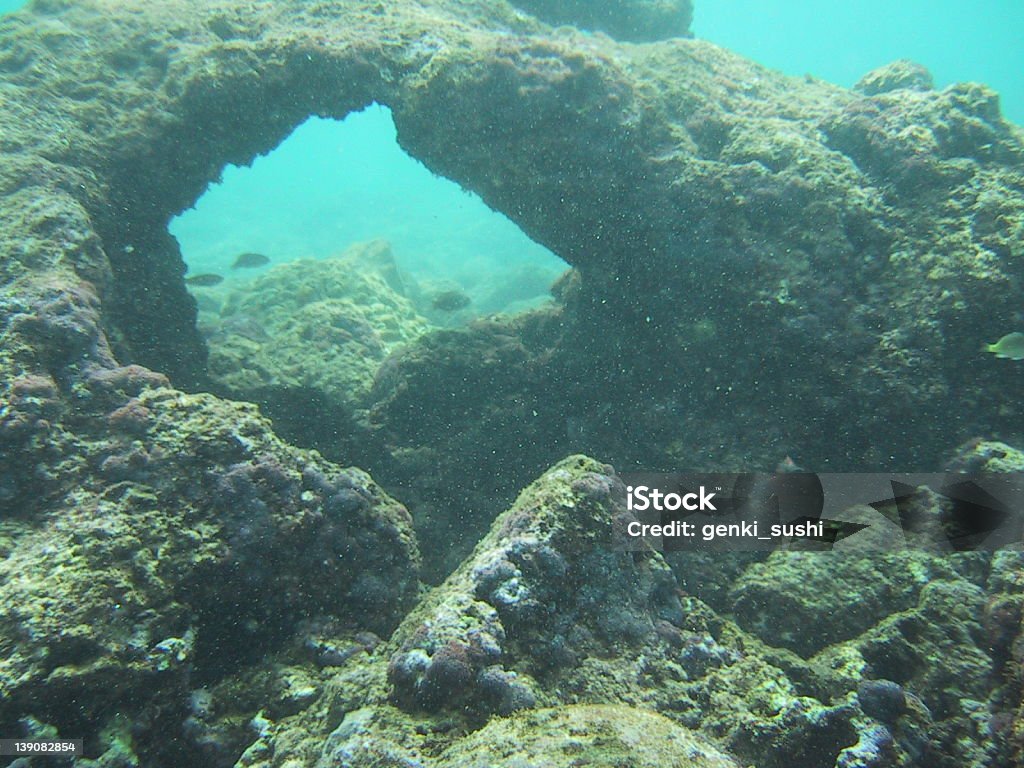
2 0 1024 766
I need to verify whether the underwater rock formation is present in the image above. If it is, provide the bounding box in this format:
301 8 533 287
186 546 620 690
365 308 572 579
3 0 1020 485
0 383 420 760
200 456 887 768
2 0 1024 765
433 704 739 767
205 241 426 409
200 239 430 454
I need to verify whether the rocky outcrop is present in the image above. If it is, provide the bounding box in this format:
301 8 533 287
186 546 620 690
0 380 420 761
3 0 1024 765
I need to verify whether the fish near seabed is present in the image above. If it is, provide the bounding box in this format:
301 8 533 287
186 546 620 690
231 252 271 269
431 290 472 312
985 332 1024 361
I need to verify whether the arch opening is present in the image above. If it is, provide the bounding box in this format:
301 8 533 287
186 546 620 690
162 104 570 476
170 103 568 323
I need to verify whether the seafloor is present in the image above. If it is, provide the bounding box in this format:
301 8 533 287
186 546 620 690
1 0 1023 766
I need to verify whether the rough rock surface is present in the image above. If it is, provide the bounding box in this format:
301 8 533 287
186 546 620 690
0 382 420 761
3 0 1024 766
181 454 1016 768
206 457 878 768
434 704 740 768
200 239 430 453
3 0 1021 533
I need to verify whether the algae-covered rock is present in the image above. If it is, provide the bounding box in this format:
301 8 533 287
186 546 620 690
209 455 850 768
0 380 419 762
378 456 873 768
365 308 572 580
0 0 1021 484
813 578 997 768
205 239 429 412
143 452 1009 768
435 704 740 768
946 437 1024 473
728 548 971 657
385 455 684 717
855 60 935 95
2 0 1023 764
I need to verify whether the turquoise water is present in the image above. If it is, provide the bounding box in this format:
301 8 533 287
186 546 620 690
695 1 1024 125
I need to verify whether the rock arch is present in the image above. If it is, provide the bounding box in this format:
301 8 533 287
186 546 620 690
3 0 1024 573
3 0 669 384
4 1 1024 764
6 1 1021 451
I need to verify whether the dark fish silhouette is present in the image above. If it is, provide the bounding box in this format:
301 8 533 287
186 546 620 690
431 290 471 312
231 252 271 269
185 273 224 287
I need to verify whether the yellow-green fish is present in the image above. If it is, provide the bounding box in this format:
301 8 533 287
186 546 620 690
985 332 1024 360
231 252 271 269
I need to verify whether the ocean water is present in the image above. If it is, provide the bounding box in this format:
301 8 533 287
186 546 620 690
694 1 1024 125
167 106 568 314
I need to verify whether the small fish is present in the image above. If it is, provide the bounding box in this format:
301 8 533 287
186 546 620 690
231 252 271 269
185 273 224 287
431 290 471 312
985 332 1024 361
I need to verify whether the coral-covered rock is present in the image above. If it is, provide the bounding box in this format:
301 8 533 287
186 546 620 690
946 437 1024 473
385 456 681 716
435 704 739 768
0 389 419 762
813 577 996 767
728 548 970 657
855 60 935 95
197 457 815 767
2 0 1024 765
366 309 570 580
377 456 871 768
205 240 429 414
0 0 1021 486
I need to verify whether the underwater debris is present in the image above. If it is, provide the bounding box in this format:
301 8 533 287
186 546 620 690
985 332 1024 360
185 273 224 287
431 289 471 312
231 252 271 269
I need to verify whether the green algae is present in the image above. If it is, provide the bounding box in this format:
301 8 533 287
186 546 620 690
205 240 430 411
436 705 740 768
